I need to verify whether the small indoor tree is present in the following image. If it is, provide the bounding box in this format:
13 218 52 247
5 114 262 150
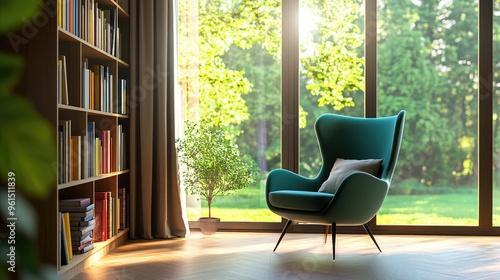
176 121 258 233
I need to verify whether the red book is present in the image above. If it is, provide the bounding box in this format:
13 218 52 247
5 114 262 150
106 130 111 173
69 0 73 33
94 192 108 241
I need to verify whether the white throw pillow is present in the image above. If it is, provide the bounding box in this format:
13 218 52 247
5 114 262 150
318 158 382 194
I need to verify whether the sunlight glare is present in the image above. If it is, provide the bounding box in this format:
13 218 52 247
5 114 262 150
299 6 319 44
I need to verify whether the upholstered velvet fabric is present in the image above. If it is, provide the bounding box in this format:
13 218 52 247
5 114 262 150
269 190 334 211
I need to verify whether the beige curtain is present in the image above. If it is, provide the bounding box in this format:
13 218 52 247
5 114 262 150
129 0 189 239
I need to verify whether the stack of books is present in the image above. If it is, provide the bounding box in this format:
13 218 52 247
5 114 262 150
60 198 95 258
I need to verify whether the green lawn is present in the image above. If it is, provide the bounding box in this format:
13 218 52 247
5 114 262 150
187 183 500 225
379 193 480 225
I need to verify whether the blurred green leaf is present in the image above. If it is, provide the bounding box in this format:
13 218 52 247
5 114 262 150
0 0 40 34
0 51 23 96
0 95 56 198
22 265 58 280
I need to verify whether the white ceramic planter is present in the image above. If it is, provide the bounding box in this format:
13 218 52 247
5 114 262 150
198 217 221 235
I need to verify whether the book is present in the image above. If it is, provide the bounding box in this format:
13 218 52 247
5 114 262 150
58 0 62 28
62 212 73 261
59 197 91 207
81 134 89 179
71 232 92 246
73 242 94 255
58 120 72 184
118 188 126 229
59 55 69 105
70 224 94 231
72 240 93 251
115 197 120 232
69 0 73 33
89 0 94 45
110 74 113 113
87 122 95 177
122 79 127 114
71 135 81 181
96 137 101 176
60 213 69 266
90 68 95 110
116 125 121 171
58 126 64 184
60 203 94 213
76 0 81 37
92 64 103 111
71 223 95 236
108 191 113 237
103 65 109 112
68 209 94 218
70 218 95 227
82 62 90 109
95 130 110 174
69 214 94 222
103 130 108 173
94 191 108 241
57 59 62 104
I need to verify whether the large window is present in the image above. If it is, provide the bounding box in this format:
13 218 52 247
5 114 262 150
178 0 500 233
178 0 282 223
377 1 479 226
494 0 500 227
299 0 365 178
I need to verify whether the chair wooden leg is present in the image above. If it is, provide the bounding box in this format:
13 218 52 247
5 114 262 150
362 223 382 253
323 225 330 243
331 223 336 261
273 219 293 252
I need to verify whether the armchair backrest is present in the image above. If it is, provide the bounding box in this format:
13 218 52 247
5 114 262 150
314 111 406 185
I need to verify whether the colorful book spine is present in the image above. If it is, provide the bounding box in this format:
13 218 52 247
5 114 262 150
62 212 73 261
118 188 127 229
94 192 108 241
60 213 69 266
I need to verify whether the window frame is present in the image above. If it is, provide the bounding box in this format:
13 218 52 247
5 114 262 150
209 0 500 235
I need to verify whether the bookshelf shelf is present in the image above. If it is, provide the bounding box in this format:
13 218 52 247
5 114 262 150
58 170 130 190
58 228 129 279
58 104 129 118
58 28 126 63
58 15 129 65
0 0 131 277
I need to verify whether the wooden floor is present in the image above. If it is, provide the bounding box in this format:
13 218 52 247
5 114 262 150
72 231 500 280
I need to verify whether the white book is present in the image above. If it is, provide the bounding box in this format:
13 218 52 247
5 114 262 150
82 67 90 109
57 59 62 104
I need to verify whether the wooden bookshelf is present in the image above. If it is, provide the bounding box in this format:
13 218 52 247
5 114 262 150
58 228 129 280
1 0 130 278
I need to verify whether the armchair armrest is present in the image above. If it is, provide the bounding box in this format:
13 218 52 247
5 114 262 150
266 169 320 193
323 172 389 224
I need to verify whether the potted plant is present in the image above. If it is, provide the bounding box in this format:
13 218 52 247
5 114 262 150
176 121 258 234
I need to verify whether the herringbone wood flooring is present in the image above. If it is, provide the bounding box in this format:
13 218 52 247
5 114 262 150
71 231 500 280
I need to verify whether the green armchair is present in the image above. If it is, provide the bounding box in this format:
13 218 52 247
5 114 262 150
266 111 406 260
